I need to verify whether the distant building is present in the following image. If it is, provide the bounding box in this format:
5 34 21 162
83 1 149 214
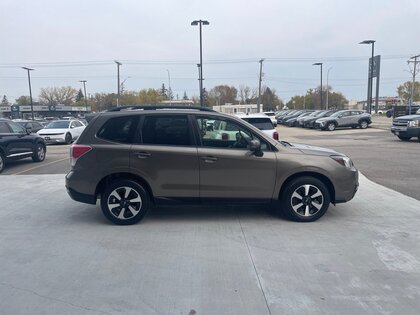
0 104 91 119
212 103 260 114
161 100 195 106
356 96 401 111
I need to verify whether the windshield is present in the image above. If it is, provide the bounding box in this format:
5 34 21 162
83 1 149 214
242 118 274 130
45 121 70 129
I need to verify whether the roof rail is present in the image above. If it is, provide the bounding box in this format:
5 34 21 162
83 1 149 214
106 105 215 112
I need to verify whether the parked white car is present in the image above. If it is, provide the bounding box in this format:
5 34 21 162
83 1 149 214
237 113 279 140
37 120 86 144
263 111 278 126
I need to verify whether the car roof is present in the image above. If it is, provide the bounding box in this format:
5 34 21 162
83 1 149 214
235 113 271 119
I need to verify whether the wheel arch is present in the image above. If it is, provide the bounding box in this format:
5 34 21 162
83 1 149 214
278 171 336 204
95 172 154 203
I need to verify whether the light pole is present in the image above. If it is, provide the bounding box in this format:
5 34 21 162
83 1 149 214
166 69 172 105
115 61 122 107
313 63 323 109
191 19 210 107
257 59 264 112
408 54 420 115
22 67 34 120
359 40 375 113
326 66 333 110
79 80 88 113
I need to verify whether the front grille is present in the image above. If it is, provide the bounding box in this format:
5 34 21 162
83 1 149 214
393 120 408 127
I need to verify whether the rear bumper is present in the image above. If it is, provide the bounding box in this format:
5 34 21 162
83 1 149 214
65 171 97 204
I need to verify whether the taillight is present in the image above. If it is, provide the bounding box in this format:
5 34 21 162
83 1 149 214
70 145 92 166
273 131 279 140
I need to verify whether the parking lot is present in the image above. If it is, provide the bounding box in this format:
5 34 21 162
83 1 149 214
1 123 420 314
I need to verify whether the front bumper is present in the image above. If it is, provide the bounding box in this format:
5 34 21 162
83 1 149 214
39 134 66 143
334 169 359 203
391 126 419 138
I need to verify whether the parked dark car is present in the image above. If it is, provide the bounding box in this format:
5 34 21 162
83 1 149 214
303 110 337 128
14 120 45 133
391 113 420 141
66 105 358 225
0 118 47 173
284 111 315 127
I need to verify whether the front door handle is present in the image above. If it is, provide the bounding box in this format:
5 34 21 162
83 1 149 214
135 152 151 159
201 156 218 163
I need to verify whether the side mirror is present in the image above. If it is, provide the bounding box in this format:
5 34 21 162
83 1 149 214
249 139 263 157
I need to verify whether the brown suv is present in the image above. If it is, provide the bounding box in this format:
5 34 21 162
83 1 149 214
66 106 358 225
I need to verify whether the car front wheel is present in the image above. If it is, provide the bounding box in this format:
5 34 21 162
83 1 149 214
359 120 369 129
280 176 331 222
100 180 150 225
65 133 72 144
327 122 336 131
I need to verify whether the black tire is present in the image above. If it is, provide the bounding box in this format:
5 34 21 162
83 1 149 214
100 179 150 225
279 176 330 222
65 133 72 144
0 152 5 173
327 122 336 131
359 120 369 129
32 143 46 162
398 135 411 141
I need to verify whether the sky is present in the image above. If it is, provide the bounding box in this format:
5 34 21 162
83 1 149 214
0 0 419 104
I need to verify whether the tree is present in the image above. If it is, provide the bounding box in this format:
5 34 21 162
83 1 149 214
15 95 30 105
138 88 165 104
238 85 252 104
183 91 189 100
208 85 238 106
76 89 84 102
397 81 420 103
261 87 282 111
39 86 78 105
1 95 9 106
160 83 167 99
286 85 348 110
167 87 174 101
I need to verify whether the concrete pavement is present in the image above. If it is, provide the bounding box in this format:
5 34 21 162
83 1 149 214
0 174 419 314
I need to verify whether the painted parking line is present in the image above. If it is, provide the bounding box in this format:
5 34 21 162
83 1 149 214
12 157 69 175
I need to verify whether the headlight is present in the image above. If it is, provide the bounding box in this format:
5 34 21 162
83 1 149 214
330 155 354 168
408 120 419 127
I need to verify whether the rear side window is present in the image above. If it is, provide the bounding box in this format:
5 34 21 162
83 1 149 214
242 118 274 130
97 116 138 144
142 115 191 146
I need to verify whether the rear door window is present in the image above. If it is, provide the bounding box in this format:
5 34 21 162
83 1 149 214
97 116 139 144
141 115 192 146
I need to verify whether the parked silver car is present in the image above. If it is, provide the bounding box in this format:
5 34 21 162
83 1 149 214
314 110 372 131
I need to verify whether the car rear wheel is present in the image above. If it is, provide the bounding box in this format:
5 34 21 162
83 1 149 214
359 120 368 129
100 179 150 225
0 152 5 173
280 176 330 222
398 135 411 141
327 122 336 131
65 133 72 144
32 143 46 162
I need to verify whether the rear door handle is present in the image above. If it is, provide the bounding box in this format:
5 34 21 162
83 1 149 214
135 152 151 158
201 156 218 163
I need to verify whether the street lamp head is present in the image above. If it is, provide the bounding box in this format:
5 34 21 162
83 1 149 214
79 80 87 83
114 60 122 65
313 62 323 66
22 67 34 71
359 40 375 45
191 20 209 26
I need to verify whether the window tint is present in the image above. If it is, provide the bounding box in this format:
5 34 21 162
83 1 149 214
196 117 268 150
7 122 26 134
241 118 274 130
97 116 138 144
142 115 191 146
0 122 10 133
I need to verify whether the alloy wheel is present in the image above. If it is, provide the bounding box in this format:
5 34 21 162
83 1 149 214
107 186 143 220
290 184 324 217
37 145 45 160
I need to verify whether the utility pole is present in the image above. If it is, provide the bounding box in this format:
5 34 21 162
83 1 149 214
22 67 34 120
79 80 88 113
313 63 323 109
257 59 264 113
326 67 333 110
408 54 420 115
115 61 122 107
